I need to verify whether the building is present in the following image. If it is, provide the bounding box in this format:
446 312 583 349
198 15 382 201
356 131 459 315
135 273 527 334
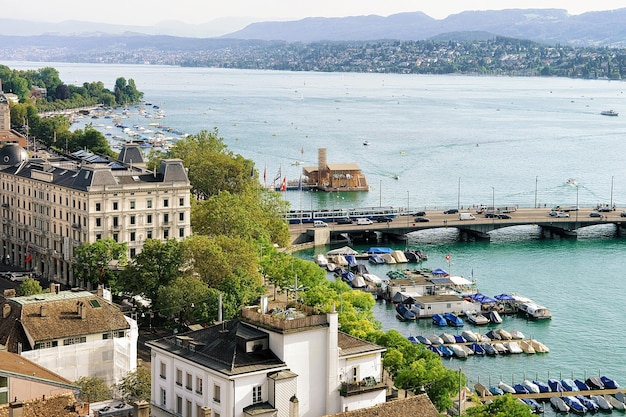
0 141 191 287
147 300 387 417
302 148 368 192
0 287 138 386
0 89 27 148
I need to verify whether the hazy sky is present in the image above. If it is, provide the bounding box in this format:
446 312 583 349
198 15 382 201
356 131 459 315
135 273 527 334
12 1 626 25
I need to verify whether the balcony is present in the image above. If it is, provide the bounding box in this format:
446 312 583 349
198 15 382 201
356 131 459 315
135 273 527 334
72 223 82 230
339 378 387 397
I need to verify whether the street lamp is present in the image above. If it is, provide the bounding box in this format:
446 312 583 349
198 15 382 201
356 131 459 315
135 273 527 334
407 190 410 226
379 179 382 207
535 176 538 208
491 187 495 224
457 178 461 210
576 185 579 222
611 176 614 210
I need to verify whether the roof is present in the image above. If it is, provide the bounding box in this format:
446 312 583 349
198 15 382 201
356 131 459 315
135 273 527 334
0 350 76 389
0 291 130 351
322 394 438 417
337 332 385 357
147 320 287 377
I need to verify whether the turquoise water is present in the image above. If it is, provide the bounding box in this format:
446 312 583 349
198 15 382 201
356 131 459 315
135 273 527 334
7 62 626 412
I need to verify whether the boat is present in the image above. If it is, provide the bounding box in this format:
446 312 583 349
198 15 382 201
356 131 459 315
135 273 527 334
601 109 619 116
488 386 504 396
461 330 478 342
485 330 501 340
469 342 485 355
291 160 304 166
438 344 454 357
616 391 626 404
460 345 474 356
380 253 396 264
533 380 552 393
486 310 502 324
314 254 328 267
407 336 419 344
362 273 383 285
504 341 523 354
449 344 467 358
363 140 370 145
440 333 456 344
574 379 589 391
604 394 626 411
513 384 529 394
432 314 448 327
550 396 570 413
443 312 464 327
601 375 619 389
427 345 443 357
528 339 550 353
522 380 540 394
517 302 552 320
576 395 599 412
453 334 466 343
548 379 565 392
495 328 512 340
368 254 385 264
325 262 336 272
415 335 431 345
561 378 579 391
518 340 536 354
395 303 416 321
426 334 444 345
563 396 587 414
586 376 605 390
589 394 612 411
522 398 544 414
465 311 489 325
498 381 516 394
509 330 525 340
390 250 408 263
566 177 579 186
492 343 508 354
482 343 497 355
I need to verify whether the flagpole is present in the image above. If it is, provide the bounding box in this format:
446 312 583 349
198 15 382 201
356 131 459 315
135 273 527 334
299 176 303 232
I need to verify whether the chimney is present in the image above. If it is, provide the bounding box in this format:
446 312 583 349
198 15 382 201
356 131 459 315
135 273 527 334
39 305 47 317
97 285 103 297
289 395 299 417
2 303 10 319
260 295 269 314
198 406 212 417
9 400 23 417
80 302 87 320
133 401 150 417
49 283 60 294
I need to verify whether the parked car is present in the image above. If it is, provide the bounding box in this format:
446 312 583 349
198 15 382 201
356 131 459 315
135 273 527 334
596 206 612 212
336 217 353 224
497 213 512 219
589 212 602 218
356 218 374 225
376 216 393 223
621 211 626 218
414 217 430 222
443 208 459 214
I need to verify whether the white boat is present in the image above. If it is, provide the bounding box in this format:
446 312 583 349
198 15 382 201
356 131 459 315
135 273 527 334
486 310 503 324
314 254 328 267
601 109 619 116
567 177 578 186
362 273 383 285
328 255 348 266
498 381 516 394
461 330 479 343
391 250 408 263
461 344 475 356
604 395 625 411
510 330 525 340
465 311 490 325
519 340 536 354
522 380 540 394
550 396 571 413
493 343 508 354
325 262 336 272
591 395 613 410
518 302 552 320
529 339 550 353
440 333 456 344
504 341 523 354
427 334 444 345
449 344 467 358
291 160 304 166
496 328 512 340
380 253 396 264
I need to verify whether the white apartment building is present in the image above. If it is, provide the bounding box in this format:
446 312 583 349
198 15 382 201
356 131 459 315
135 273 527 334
148 301 387 417
0 141 191 287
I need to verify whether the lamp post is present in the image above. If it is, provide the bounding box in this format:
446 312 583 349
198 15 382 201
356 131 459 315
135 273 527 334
576 185 579 223
491 187 495 224
407 190 410 226
457 177 461 210
611 176 614 211
535 176 538 208
379 179 382 207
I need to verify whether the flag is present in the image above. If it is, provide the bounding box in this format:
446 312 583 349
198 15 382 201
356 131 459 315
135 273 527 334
280 177 287 192
274 166 282 182
25 244 33 263
445 254 450 262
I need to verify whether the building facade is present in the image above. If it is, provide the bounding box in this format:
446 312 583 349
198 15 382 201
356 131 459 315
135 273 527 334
148 301 387 417
0 142 191 287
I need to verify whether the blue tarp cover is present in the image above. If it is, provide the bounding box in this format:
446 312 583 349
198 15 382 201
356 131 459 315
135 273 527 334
470 292 497 304
494 293 514 300
366 247 393 254
431 268 449 275
430 277 452 284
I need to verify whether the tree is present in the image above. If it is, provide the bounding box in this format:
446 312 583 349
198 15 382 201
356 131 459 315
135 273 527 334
116 367 151 403
464 394 533 417
17 277 44 296
156 275 218 324
119 239 184 304
75 376 111 402
73 239 128 285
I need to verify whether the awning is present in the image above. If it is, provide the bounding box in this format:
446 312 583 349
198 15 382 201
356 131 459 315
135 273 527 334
431 268 449 275
494 293 514 301
469 292 497 304
327 246 359 256
449 275 473 286
366 247 393 254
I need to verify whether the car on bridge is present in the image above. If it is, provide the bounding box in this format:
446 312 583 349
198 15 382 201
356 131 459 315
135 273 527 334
497 213 512 219
589 212 601 218
443 208 459 214
414 217 430 222
375 216 393 223
549 210 569 218
336 217 353 224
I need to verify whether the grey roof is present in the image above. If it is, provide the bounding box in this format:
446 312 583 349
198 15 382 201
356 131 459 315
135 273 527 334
117 143 144 165
147 320 286 377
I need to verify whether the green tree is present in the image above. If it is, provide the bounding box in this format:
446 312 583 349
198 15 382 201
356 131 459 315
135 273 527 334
73 238 128 285
156 275 217 324
17 277 44 296
75 376 111 402
69 124 114 156
464 394 533 417
119 239 184 304
116 367 151 403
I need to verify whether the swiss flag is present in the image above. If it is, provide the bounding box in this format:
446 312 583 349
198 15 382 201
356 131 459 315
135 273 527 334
280 177 287 192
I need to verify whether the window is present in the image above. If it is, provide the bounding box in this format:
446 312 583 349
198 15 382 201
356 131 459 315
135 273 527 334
95 202 101 211
113 233 119 242
147 199 153 208
96 233 102 240
164 229 169 239
176 369 182 386
213 384 221 403
253 385 262 403
96 218 102 227
147 230 153 239
34 340 58 349
130 248 136 258
113 216 119 227
113 202 119 210
163 198 169 207
163 213 169 224
130 232 136 241
147 214 153 224
160 362 166 379
179 228 185 238
103 332 111 340
186 372 192 390
130 200 136 209
186 400 192 417
176 395 182 414
130 215 136 225
179 212 184 221
161 388 166 407
63 336 86 345
179 197 185 206
196 377 203 395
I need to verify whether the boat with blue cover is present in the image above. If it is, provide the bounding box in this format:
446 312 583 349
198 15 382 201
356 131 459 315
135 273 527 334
482 343 497 355
548 379 565 392
574 379 590 391
443 312 464 327
489 386 504 396
550 396 570 413
432 314 447 327
533 380 551 393
586 376 605 390
415 335 431 345
453 334 466 343
438 344 454 357
368 254 385 264
576 395 599 412
522 398 544 414
561 378 579 392
395 303 416 321
428 345 443 357
563 396 587 414
469 343 485 355
513 384 529 394
601 376 619 389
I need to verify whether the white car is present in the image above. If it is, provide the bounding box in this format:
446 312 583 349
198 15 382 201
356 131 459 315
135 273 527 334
9 273 28 282
549 210 569 218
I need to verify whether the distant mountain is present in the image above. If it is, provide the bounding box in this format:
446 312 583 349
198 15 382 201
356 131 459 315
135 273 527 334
2 8 626 47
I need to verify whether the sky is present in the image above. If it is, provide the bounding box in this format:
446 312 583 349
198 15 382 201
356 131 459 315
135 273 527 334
10 1 626 26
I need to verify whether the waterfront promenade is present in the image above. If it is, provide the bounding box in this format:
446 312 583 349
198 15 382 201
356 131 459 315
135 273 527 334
289 207 626 246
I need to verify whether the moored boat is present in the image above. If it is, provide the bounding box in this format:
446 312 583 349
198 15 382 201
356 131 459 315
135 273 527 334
590 394 612 411
496 328 512 340
518 340 536 354
504 341 523 354
529 339 550 353
498 381 516 394
314 254 328 267
576 395 599 412
449 344 467 358
561 378 579 392
395 303 416 321
601 109 619 116
533 380 551 393
469 342 485 355
563 396 587 414
492 343 508 354
586 376 605 390
513 383 529 394
486 310 503 324
368 254 385 264
440 333 456 344
415 335 431 345
465 310 490 325
550 396 570 413
438 344 454 357
604 394 626 411
461 330 478 342
517 302 552 320
427 334 444 345
427 345 443 357
522 380 540 394
489 385 504 396
522 398 544 414
509 330 525 340
600 375 619 389
432 314 448 327
482 343 497 355
443 312 464 327
574 379 589 391
548 378 565 392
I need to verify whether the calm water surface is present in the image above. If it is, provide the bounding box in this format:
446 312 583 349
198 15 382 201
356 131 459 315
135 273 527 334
7 62 626 412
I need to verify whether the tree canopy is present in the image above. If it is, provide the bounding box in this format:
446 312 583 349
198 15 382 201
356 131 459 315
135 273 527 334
73 238 128 285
